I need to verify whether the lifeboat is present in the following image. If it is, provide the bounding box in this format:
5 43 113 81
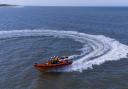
34 59 72 72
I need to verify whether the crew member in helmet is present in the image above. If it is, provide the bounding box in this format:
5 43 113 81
51 56 60 64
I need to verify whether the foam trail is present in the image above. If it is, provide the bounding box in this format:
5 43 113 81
0 29 128 72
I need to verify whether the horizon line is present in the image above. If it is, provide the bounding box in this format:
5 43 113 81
18 5 128 7
1 4 128 7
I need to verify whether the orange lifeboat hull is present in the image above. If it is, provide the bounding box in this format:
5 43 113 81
34 60 72 72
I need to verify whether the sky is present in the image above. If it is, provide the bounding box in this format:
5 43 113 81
0 0 128 6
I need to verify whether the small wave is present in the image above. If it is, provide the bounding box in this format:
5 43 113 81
0 29 128 72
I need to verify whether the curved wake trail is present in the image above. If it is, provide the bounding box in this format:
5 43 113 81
0 29 128 72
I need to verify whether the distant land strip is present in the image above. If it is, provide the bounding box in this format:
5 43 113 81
0 4 17 6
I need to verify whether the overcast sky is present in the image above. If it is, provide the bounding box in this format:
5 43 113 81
0 0 128 6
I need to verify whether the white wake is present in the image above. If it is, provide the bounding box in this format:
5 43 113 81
0 29 128 72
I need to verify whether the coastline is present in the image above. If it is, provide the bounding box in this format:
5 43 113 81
0 4 17 7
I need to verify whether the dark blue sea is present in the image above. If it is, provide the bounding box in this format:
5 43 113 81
0 6 128 89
